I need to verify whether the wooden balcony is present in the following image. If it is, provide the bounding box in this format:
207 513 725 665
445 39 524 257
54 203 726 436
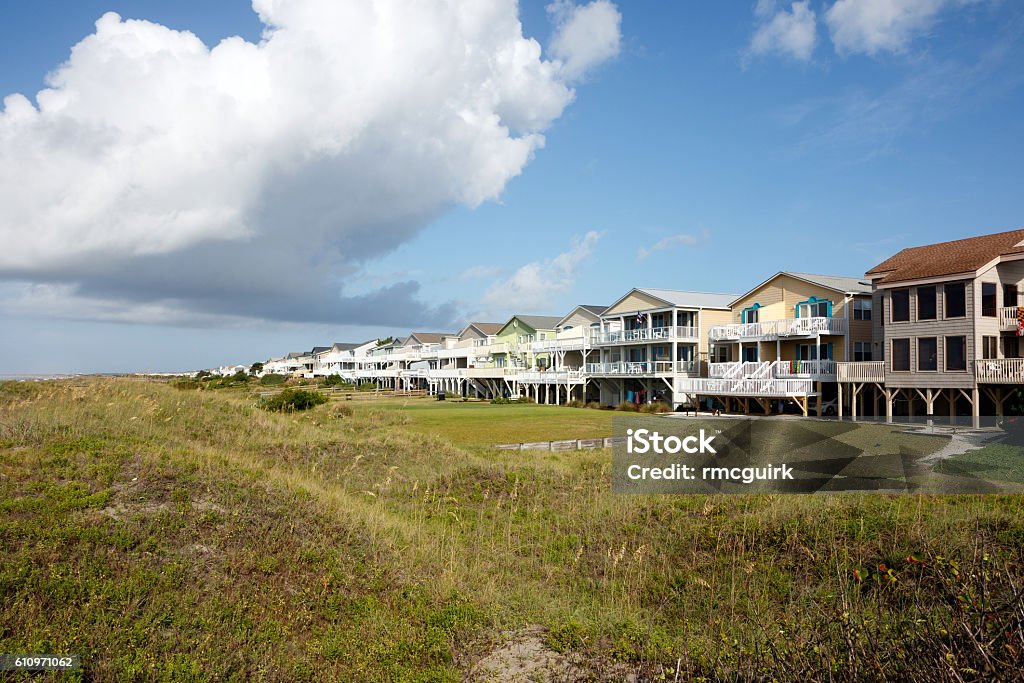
517 370 585 384
975 358 1024 383
584 360 699 376
591 326 698 345
676 377 814 397
709 360 836 381
708 317 847 342
836 361 884 382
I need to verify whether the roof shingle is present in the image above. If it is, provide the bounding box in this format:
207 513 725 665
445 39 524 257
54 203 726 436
867 229 1024 285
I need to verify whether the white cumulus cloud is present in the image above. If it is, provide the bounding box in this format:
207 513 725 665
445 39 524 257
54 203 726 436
825 0 981 56
484 230 602 312
548 0 623 80
748 1 818 62
0 0 621 327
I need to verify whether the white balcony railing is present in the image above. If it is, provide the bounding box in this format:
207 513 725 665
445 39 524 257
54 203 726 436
427 369 466 379
707 360 837 380
530 338 587 353
708 317 847 341
517 370 585 383
836 361 885 382
584 361 698 375
999 307 1022 331
591 326 698 345
676 377 815 397
976 358 1024 383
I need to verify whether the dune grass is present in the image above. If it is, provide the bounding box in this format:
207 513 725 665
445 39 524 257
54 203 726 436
1 378 1023 681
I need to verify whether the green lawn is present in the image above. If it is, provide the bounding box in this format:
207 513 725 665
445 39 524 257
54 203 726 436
355 398 616 446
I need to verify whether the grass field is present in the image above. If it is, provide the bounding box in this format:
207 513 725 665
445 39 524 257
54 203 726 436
362 398 615 446
1 378 1023 681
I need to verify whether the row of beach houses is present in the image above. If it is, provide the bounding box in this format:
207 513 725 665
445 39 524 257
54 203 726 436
235 229 1024 424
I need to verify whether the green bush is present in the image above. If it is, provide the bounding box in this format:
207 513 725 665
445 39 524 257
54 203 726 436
638 401 671 414
566 399 586 408
259 374 288 386
259 389 328 413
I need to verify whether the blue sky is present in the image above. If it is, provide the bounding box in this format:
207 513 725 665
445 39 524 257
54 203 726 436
1 1 1022 373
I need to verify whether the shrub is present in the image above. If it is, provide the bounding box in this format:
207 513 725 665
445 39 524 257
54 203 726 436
639 401 671 414
490 397 513 404
259 389 328 413
230 371 249 383
616 401 639 412
194 370 213 379
566 399 586 409
329 403 353 419
585 401 604 410
259 374 288 386
322 375 346 387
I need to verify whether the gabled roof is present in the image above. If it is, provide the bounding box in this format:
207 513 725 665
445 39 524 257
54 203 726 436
605 288 737 314
310 346 330 354
404 332 452 345
728 272 871 306
556 305 606 328
866 228 1024 285
457 322 504 338
513 315 562 330
497 315 562 335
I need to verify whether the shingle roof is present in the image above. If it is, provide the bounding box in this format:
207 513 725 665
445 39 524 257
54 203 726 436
330 342 362 352
405 332 452 345
866 229 1024 285
310 346 330 354
635 289 738 309
556 305 606 328
785 272 872 295
463 322 503 336
512 315 562 330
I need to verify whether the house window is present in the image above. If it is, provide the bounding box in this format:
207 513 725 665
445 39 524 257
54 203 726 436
1003 336 1019 359
891 290 910 322
945 336 966 371
945 283 966 318
797 343 833 360
982 335 998 360
853 341 872 361
917 286 937 320
892 339 910 371
982 283 997 317
1005 284 1018 308
853 299 872 320
921 339 937 370
742 304 760 324
797 298 831 318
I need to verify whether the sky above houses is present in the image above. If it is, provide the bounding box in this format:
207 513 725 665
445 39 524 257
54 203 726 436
1 0 1023 373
